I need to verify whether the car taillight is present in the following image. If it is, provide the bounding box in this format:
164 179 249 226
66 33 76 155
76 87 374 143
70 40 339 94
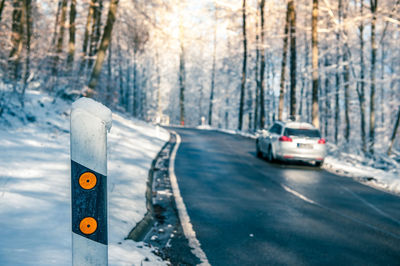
318 138 326 144
279 136 292 142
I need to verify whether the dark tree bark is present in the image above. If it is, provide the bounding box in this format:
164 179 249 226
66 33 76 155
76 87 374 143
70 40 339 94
259 0 266 128
253 6 260 130
21 0 32 104
278 0 290 121
106 37 112 105
50 0 62 51
88 0 103 69
238 0 247 130
369 0 378 154
387 106 400 156
87 0 119 94
66 0 77 70
357 0 367 153
288 0 297 119
334 0 342 144
178 8 186 125
311 0 319 128
52 0 68 76
0 0 6 22
8 0 24 82
79 0 96 72
343 2 350 142
208 4 217 126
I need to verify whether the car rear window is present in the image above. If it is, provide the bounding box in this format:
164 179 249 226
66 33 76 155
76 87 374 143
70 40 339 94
284 128 321 138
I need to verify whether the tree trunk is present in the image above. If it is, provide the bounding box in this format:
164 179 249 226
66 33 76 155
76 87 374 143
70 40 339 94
369 0 377 154
0 0 6 22
356 0 367 153
52 0 68 76
311 0 319 128
87 0 119 94
156 49 162 120
88 0 103 70
253 6 260 130
50 1 62 52
334 0 342 144
66 0 77 70
21 0 32 105
178 5 185 125
324 52 330 138
288 0 297 119
238 0 247 131
387 106 400 156
342 2 350 142
278 1 290 121
79 0 96 72
133 50 137 117
259 0 266 128
208 3 217 126
106 37 112 105
8 0 24 82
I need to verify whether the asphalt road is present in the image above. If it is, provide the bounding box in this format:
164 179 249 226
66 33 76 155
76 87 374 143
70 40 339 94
172 127 400 266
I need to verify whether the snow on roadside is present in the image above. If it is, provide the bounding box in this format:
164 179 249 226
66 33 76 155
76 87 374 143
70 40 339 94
323 155 400 196
0 90 169 265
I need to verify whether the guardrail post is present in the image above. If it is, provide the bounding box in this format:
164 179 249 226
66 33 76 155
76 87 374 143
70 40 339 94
70 98 112 265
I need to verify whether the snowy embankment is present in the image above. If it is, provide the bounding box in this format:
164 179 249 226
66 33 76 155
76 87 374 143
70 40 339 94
197 125 400 195
0 90 169 265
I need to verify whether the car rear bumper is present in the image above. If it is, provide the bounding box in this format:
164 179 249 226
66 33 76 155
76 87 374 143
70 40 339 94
275 143 326 162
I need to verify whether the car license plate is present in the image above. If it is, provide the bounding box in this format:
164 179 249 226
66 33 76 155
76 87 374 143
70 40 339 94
297 143 313 149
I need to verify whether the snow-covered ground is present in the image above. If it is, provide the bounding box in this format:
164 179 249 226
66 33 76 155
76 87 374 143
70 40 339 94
0 90 169 265
197 125 400 196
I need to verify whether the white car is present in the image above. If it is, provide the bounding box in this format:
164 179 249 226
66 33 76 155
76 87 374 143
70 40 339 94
256 121 326 167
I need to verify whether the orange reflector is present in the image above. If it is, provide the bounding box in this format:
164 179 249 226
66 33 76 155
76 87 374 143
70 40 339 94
79 172 97 190
80 217 97 235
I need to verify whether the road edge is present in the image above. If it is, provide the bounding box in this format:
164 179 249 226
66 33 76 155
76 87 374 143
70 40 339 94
126 136 171 241
169 131 210 266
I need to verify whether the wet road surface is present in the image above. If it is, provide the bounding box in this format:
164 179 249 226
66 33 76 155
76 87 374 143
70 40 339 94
172 128 400 266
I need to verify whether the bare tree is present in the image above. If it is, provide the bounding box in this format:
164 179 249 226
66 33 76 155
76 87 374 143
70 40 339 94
80 0 96 72
0 0 6 22
369 0 378 154
334 0 343 144
238 0 247 130
52 0 68 76
87 0 119 94
21 0 32 104
356 0 367 153
66 0 77 70
311 0 319 128
388 106 400 155
178 2 186 125
208 2 217 126
8 0 24 82
253 6 260 130
288 0 297 118
278 0 290 121
259 0 266 128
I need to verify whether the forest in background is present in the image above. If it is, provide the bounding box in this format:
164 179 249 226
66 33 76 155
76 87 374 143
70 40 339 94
0 0 399 158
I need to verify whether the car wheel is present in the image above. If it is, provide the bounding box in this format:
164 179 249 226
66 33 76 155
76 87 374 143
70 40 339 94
315 161 323 167
256 141 262 158
267 145 274 162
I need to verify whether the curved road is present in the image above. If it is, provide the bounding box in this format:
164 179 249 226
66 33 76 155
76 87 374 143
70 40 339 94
172 128 400 266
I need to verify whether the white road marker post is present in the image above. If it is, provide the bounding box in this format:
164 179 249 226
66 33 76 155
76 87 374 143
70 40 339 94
70 98 112 265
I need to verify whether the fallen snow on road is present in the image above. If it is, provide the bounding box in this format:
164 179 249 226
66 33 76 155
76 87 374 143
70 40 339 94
0 90 169 265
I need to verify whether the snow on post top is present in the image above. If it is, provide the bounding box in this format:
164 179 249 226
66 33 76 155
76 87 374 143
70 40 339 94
72 97 112 131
